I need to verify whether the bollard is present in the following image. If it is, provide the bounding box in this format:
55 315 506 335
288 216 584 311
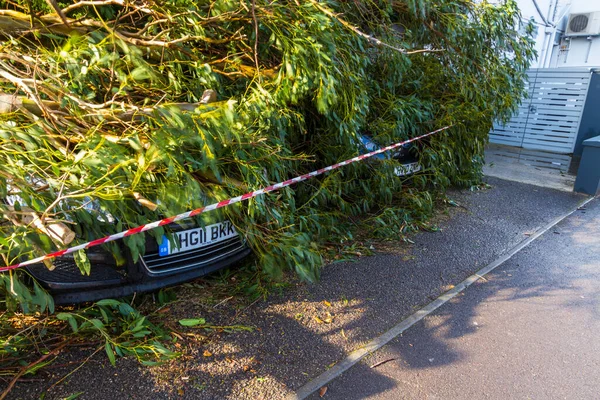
574 135 600 195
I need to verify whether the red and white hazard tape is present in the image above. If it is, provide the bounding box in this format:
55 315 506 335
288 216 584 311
1 126 451 272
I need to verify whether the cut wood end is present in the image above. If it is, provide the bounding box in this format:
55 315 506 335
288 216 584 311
133 192 159 211
0 94 22 114
200 89 217 104
3 206 76 246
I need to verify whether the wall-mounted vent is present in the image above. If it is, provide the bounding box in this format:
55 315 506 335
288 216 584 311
566 12 600 37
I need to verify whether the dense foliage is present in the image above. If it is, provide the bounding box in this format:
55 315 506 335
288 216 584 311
0 0 535 309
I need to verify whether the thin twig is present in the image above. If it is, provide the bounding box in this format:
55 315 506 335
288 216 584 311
213 296 234 308
241 296 262 313
309 0 442 56
0 340 70 400
404 48 445 55
369 357 397 369
0 68 50 119
251 0 260 80
61 0 126 15
45 344 104 393
44 0 70 26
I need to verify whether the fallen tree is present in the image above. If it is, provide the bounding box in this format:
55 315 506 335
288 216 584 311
0 0 535 309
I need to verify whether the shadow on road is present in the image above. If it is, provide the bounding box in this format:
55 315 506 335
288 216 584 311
311 198 600 399
6 178 592 400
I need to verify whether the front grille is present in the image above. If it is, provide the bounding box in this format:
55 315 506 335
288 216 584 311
140 236 246 276
26 258 124 290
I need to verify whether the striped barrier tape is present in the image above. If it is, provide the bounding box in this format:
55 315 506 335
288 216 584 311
1 125 451 272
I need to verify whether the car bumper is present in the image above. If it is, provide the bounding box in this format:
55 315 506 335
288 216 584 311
25 220 252 304
27 246 252 305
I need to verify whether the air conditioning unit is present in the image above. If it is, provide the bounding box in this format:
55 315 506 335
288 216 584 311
565 12 600 37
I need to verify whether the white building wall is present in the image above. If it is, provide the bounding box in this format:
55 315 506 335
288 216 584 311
548 1 600 67
552 37 600 66
513 0 566 67
513 0 600 68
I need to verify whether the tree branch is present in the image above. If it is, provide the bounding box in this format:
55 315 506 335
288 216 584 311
308 0 443 56
62 0 127 15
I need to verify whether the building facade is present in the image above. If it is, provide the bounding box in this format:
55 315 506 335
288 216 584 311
517 0 600 68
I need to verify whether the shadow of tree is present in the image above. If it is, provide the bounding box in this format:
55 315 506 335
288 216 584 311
5 177 591 400
309 198 600 399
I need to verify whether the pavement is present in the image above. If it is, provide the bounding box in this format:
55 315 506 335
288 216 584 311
305 194 600 399
483 145 577 192
6 177 591 400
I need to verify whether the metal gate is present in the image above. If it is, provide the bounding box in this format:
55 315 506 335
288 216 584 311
489 68 593 154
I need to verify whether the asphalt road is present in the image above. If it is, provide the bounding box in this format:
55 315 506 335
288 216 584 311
7 177 590 400
311 197 600 399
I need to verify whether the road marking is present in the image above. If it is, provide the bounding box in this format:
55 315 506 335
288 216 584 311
288 195 596 400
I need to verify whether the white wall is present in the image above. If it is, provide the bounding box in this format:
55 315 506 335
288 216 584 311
514 0 565 67
485 0 599 68
547 1 600 67
551 36 600 66
521 0 600 68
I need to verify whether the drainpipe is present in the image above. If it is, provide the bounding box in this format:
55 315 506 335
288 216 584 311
552 0 560 22
546 0 554 22
542 30 554 68
535 0 561 68
532 0 554 27
544 0 570 68
539 31 550 68
585 36 593 64
563 37 571 64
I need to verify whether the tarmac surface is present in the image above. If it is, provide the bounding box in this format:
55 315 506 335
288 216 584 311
6 177 589 399
307 194 600 399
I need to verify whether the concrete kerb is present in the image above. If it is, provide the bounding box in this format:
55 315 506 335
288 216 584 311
288 194 597 400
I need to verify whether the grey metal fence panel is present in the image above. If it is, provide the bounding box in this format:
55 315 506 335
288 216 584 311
489 68 593 154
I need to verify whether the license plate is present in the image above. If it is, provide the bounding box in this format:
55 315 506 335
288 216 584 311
394 162 421 177
158 221 237 257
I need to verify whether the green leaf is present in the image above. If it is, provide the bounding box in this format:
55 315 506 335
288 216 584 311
99 306 110 324
105 341 116 366
447 199 460 207
24 359 54 376
95 299 121 307
90 318 105 330
118 302 136 318
131 317 147 332
73 250 91 276
57 313 78 333
178 318 206 327
0 0 535 317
